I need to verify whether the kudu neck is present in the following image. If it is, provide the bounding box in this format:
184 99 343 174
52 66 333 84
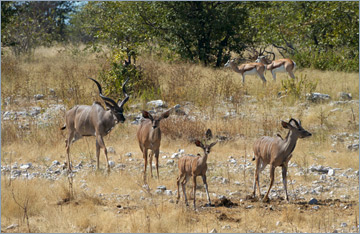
150 126 161 141
283 130 299 155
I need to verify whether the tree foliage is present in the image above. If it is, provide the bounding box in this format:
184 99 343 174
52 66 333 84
1 1 74 56
2 1 358 71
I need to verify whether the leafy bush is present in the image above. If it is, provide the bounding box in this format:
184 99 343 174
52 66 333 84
281 74 318 100
292 49 359 72
98 49 160 101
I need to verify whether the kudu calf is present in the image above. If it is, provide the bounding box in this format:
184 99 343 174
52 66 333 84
61 78 129 172
137 109 171 181
252 118 311 202
176 129 217 209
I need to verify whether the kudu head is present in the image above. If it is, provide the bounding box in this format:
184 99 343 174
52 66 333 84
142 109 171 129
194 129 218 155
281 118 312 139
89 77 130 123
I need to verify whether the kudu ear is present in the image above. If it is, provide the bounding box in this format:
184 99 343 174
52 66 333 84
281 121 290 129
142 110 153 120
209 141 218 149
160 109 171 120
194 140 204 149
205 129 213 141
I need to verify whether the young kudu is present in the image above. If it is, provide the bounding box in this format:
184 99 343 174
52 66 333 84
252 118 311 202
176 129 217 210
224 59 267 84
137 109 171 182
255 56 296 81
61 77 129 172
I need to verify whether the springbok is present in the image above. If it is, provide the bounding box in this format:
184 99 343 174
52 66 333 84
224 59 267 84
61 77 129 172
176 129 217 209
255 56 296 81
137 109 171 182
252 118 311 202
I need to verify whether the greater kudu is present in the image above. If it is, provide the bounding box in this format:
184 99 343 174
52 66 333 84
61 77 129 172
137 109 171 182
252 118 311 202
176 129 217 210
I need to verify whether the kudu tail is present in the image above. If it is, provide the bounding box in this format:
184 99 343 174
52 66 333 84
60 125 66 130
252 155 255 161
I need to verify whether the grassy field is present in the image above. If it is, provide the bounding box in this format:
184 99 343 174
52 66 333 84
1 46 359 233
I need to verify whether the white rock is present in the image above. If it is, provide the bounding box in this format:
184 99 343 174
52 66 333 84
108 161 115 168
171 153 180 159
165 190 173 196
6 224 19 230
34 94 44 100
328 169 336 176
209 228 217 233
147 100 167 108
20 163 32 170
107 147 116 154
229 191 241 196
222 225 231 230
157 185 167 191
341 222 348 227
166 159 175 165
125 152 132 157
276 221 281 226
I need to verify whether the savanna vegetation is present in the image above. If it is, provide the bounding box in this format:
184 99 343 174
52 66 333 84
1 1 359 233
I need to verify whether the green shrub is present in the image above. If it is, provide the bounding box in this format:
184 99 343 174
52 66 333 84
292 49 358 72
98 49 160 102
281 74 318 101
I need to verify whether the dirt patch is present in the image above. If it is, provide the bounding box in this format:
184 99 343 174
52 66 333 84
214 198 238 208
217 212 241 222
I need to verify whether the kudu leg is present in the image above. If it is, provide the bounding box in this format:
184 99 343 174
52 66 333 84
143 149 148 183
282 164 289 201
176 174 184 204
181 176 189 206
192 175 197 210
155 149 160 180
149 151 153 178
202 175 211 206
95 140 101 170
66 131 75 171
253 157 261 198
96 135 110 172
263 164 275 202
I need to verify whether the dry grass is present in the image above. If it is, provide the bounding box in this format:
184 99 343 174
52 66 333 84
1 46 359 233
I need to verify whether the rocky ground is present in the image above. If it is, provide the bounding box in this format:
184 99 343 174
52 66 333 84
1 91 359 233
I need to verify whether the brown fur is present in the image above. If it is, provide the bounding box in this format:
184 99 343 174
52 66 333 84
137 109 171 182
252 119 311 202
176 132 217 210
